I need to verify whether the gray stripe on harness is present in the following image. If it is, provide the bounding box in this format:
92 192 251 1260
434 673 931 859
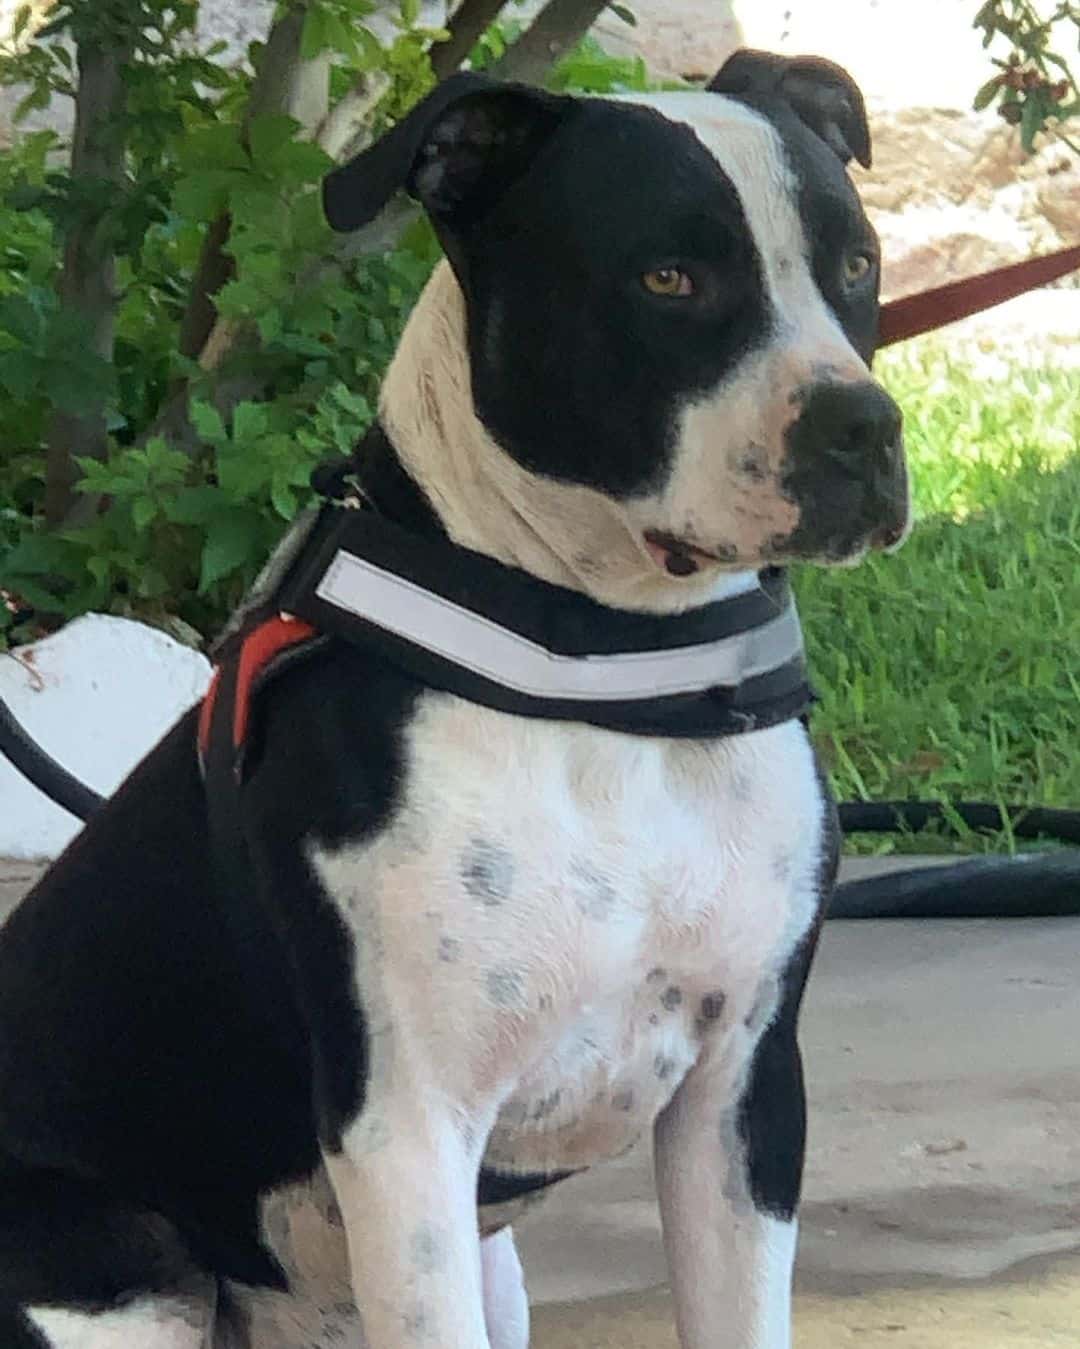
314 548 804 702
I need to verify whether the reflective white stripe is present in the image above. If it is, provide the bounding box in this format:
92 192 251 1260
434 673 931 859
315 550 803 702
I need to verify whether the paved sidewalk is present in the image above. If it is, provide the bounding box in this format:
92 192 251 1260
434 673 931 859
4 857 1079 1346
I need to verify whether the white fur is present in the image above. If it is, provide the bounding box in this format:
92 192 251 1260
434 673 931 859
482 1229 530 1349
655 1033 802 1349
27 1294 214 1349
312 696 825 1348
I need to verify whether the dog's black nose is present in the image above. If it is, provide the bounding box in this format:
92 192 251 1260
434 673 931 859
797 381 903 467
780 379 908 560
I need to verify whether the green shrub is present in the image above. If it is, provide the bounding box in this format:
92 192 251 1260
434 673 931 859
0 5 668 646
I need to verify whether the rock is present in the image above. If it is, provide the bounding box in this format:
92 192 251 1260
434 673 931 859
0 615 210 860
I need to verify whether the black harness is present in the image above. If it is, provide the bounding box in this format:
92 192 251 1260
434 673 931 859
198 496 814 781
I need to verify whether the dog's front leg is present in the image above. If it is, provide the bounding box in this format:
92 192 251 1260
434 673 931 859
324 1103 491 1349
654 1004 805 1349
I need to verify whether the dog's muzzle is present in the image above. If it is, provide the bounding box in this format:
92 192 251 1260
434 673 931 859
781 380 908 558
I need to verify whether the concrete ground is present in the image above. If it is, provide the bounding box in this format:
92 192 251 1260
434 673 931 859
3 857 1079 1346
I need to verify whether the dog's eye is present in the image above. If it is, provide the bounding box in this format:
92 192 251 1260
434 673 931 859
642 267 694 298
842 250 875 287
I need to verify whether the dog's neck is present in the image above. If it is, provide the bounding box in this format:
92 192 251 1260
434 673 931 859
376 262 759 616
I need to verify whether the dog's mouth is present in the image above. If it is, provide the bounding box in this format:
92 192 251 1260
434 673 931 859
643 531 731 578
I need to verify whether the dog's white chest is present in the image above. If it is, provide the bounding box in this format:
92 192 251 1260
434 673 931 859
313 693 825 1180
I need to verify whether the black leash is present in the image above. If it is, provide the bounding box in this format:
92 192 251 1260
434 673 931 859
0 693 105 823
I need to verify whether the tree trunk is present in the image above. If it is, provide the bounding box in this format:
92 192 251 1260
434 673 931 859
429 0 509 78
43 32 130 527
491 0 608 85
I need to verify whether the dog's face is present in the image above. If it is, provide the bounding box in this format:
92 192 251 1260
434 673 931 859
324 56 909 582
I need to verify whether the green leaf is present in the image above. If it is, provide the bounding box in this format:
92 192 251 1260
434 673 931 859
12 4 32 41
177 123 249 173
271 478 297 520
400 0 420 27
1 531 74 577
354 24 385 70
232 400 270 445
164 485 225 526
973 75 1003 111
1020 96 1042 152
172 168 239 221
190 399 227 445
300 6 331 59
199 509 260 592
248 114 301 173
132 496 157 531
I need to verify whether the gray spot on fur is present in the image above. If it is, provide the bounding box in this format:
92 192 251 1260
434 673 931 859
438 935 462 963
661 986 683 1011
486 966 526 1008
403 1301 431 1340
537 992 554 1012
572 861 617 920
738 444 769 482
528 1089 562 1122
772 851 793 884
654 1054 676 1081
646 966 667 983
699 991 726 1023
612 1088 636 1113
410 1223 444 1274
461 838 515 906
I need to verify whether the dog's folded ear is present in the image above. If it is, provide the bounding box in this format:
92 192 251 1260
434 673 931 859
708 49 872 170
323 72 571 233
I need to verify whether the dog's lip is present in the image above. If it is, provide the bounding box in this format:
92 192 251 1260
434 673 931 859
643 530 726 577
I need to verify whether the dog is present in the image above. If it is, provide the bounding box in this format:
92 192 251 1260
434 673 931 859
0 50 907 1349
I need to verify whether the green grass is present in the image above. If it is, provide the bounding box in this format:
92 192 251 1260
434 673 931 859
794 340 1080 854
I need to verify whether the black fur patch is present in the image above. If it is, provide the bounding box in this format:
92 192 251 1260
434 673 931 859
0 646 423 1307
737 740 839 1221
458 99 770 499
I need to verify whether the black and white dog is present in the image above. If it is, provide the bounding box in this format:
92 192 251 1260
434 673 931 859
0 50 908 1349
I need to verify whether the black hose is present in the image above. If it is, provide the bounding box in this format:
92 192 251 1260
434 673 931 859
0 694 105 823
839 799 1080 845
830 852 1080 919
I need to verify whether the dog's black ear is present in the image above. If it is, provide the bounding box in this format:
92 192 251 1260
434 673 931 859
708 49 872 170
323 72 571 232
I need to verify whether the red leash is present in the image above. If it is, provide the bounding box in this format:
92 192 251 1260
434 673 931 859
878 242 1080 347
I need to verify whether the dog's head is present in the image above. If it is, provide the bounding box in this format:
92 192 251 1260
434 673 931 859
324 53 908 603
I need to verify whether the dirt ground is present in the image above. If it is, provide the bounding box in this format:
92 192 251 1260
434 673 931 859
4 859 1079 1346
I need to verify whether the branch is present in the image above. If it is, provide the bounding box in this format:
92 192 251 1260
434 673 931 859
316 71 390 160
44 25 132 527
489 0 607 85
429 0 509 78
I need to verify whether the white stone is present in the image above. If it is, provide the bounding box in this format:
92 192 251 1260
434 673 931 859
0 614 210 860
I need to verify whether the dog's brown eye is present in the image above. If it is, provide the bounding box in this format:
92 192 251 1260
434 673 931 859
642 267 694 297
843 251 874 286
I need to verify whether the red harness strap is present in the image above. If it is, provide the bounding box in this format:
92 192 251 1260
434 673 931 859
878 242 1080 348
197 614 318 762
